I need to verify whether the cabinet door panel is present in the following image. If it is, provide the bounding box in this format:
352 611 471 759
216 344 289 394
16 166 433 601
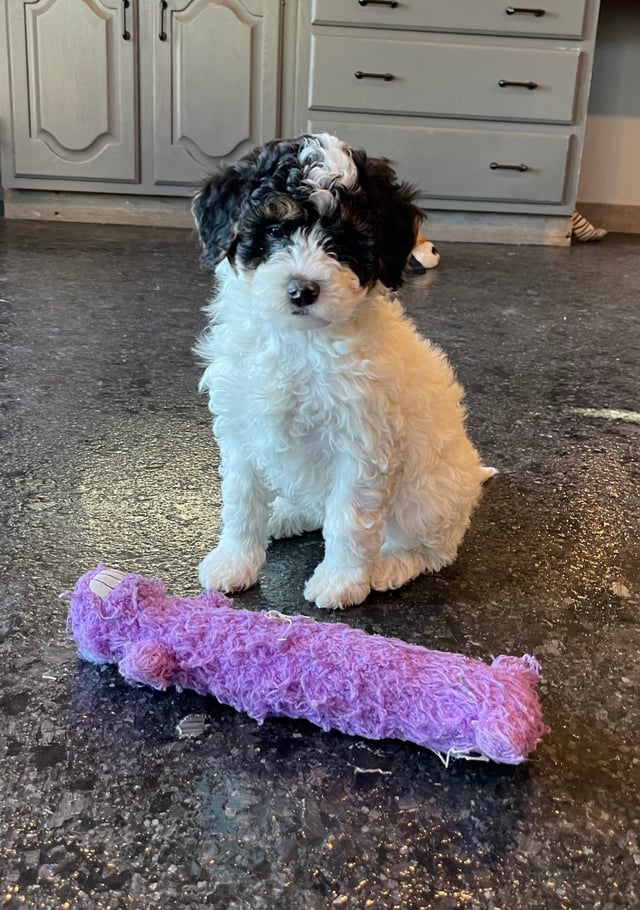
6 0 138 182
151 0 281 186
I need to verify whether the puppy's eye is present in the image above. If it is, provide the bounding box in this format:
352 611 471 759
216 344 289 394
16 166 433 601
266 224 287 239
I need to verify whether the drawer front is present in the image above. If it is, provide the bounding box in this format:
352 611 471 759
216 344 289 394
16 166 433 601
311 0 588 40
310 35 580 124
308 120 570 204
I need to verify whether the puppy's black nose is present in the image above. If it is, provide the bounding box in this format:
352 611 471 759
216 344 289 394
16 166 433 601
287 279 320 307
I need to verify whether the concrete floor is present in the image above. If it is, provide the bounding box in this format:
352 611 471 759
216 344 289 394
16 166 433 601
0 219 638 909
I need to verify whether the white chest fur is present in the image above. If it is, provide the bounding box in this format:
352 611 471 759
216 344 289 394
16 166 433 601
199 314 389 499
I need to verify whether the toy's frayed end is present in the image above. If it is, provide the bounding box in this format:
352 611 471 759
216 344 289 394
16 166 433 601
433 748 491 769
476 654 550 763
492 653 542 682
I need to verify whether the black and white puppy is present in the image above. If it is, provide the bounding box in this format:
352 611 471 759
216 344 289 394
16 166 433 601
193 133 494 609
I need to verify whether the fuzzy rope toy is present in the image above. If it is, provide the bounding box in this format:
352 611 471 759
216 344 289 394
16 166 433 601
66 566 549 765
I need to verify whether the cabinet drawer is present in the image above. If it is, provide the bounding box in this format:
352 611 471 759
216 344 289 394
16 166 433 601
308 120 571 204
311 0 588 40
310 35 580 124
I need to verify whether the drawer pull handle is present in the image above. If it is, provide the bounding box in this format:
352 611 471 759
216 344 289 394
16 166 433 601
505 6 546 16
354 70 395 81
159 0 168 41
121 0 130 40
490 162 529 172
358 1 399 7
498 79 539 90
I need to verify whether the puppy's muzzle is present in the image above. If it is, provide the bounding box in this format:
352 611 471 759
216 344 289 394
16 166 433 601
287 279 320 308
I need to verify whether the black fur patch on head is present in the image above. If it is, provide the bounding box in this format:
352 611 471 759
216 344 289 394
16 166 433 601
193 135 423 290
349 151 424 291
192 139 311 268
238 195 308 269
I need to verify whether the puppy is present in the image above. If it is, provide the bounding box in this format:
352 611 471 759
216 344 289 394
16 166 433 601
193 133 494 609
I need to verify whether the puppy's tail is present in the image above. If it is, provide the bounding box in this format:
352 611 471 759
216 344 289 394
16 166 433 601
481 466 498 483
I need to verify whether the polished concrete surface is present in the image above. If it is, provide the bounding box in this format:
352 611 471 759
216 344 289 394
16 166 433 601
0 219 638 909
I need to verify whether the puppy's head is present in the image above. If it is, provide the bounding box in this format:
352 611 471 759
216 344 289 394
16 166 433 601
193 133 423 326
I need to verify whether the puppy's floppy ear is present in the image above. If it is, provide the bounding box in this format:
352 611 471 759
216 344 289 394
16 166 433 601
352 152 424 290
192 163 249 268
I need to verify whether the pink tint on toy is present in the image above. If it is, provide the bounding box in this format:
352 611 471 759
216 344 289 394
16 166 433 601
67 565 549 764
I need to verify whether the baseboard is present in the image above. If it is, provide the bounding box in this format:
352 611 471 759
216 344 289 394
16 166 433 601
2 188 575 246
2 189 193 228
575 202 640 235
425 211 572 247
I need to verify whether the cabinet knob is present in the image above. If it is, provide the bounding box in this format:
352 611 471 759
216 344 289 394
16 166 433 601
490 162 530 172
354 71 395 82
121 0 130 40
498 79 539 90
159 1 168 41
505 6 546 16
358 1 399 8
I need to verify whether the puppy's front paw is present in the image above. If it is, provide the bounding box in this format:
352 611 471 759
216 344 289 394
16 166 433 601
304 562 371 610
198 545 265 593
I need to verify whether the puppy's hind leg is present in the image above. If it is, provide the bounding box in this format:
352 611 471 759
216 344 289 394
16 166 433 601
370 548 427 593
267 496 323 540
370 520 427 591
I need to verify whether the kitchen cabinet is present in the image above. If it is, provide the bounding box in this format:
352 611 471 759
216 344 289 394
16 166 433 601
0 0 282 193
0 0 603 242
291 0 601 225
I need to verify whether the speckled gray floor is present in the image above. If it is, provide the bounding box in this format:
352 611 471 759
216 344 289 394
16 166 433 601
0 219 638 910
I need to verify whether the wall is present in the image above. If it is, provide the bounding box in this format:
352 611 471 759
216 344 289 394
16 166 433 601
577 0 640 228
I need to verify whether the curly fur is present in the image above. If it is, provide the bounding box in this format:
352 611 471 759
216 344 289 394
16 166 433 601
193 133 494 609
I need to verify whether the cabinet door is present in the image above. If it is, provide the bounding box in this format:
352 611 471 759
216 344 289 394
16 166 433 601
149 0 281 186
6 0 138 182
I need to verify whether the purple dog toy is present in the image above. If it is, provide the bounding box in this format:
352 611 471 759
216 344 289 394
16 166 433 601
66 566 548 764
